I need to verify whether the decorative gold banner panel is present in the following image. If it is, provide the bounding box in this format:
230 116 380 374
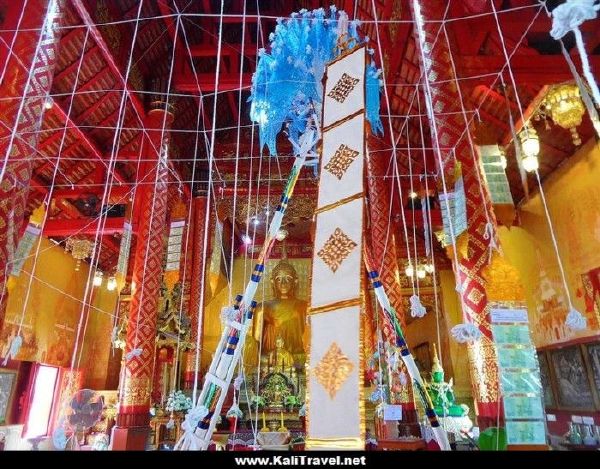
322 47 366 129
307 306 363 447
319 113 365 208
307 45 366 450
310 197 364 309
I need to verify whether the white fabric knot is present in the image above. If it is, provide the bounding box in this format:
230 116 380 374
451 323 482 343
399 370 408 386
233 374 244 391
409 294 427 318
2 334 22 366
166 418 175 430
181 405 209 434
566 307 587 330
220 306 238 325
125 347 142 361
551 0 599 39
483 222 499 262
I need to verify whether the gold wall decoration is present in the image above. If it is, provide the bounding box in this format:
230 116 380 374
219 195 316 224
317 228 357 273
64 238 94 271
327 73 360 103
314 342 354 399
324 144 360 180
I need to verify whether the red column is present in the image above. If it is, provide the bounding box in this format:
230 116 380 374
366 146 415 415
183 195 210 389
112 107 173 450
0 0 65 331
411 0 501 426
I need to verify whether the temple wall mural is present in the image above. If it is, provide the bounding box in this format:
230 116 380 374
500 139 600 348
0 238 118 372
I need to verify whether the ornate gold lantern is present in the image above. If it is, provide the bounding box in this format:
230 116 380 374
64 238 95 271
543 84 585 146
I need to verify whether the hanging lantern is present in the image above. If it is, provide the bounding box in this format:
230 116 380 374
544 84 585 146
92 271 103 287
519 126 540 173
107 276 117 292
64 238 95 271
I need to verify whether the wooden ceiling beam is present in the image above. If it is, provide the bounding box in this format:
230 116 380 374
70 0 146 122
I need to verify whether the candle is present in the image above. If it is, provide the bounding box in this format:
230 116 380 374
262 411 266 428
280 411 284 428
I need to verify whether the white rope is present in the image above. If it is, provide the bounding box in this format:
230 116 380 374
534 171 586 330
10 24 90 368
188 0 225 411
0 0 59 186
0 0 28 86
0 4 547 33
442 20 497 261
490 0 587 331
412 0 470 326
416 88 444 365
370 0 422 307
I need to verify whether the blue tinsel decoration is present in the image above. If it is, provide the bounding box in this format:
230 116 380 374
249 6 384 156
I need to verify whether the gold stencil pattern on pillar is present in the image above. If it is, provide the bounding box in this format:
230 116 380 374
314 342 354 399
317 228 358 273
325 144 360 180
327 73 360 103
122 375 151 406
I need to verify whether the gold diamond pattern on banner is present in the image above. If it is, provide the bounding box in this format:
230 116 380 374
314 342 354 399
317 228 358 273
327 73 360 103
325 144 360 180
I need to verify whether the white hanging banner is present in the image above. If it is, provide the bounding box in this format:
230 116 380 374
10 224 41 276
307 45 366 450
322 46 366 129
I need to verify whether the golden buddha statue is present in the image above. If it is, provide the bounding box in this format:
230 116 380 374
266 336 295 371
247 259 307 366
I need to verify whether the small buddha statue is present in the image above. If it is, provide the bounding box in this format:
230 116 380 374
266 336 295 371
426 344 467 418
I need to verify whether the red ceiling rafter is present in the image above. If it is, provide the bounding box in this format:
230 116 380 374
49 102 127 184
43 216 125 236
174 72 252 92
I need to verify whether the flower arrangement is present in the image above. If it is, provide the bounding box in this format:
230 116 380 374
250 395 266 410
284 395 301 409
165 390 192 412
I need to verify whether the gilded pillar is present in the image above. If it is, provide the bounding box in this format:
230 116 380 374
112 106 172 450
411 0 501 426
183 195 210 389
0 0 65 330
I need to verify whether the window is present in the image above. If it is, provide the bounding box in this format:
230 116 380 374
25 365 58 438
